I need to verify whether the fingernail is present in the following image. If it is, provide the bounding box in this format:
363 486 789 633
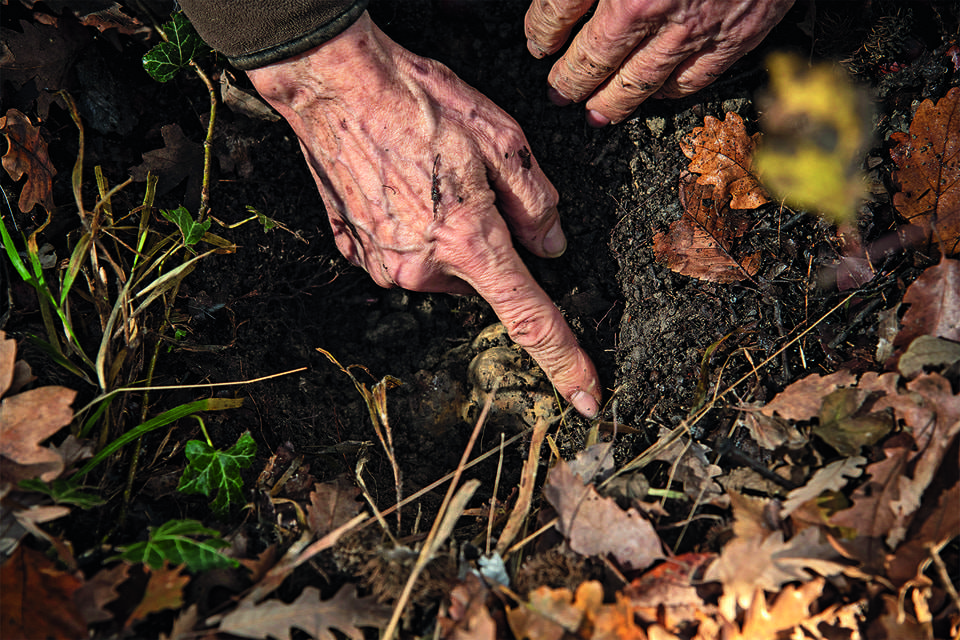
586 110 610 128
543 220 566 257
571 390 599 419
527 39 548 59
548 87 571 106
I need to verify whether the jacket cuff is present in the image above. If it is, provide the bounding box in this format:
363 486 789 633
229 1 369 70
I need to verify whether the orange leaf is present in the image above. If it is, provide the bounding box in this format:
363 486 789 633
653 172 762 283
680 112 769 210
0 545 86 640
1 109 57 213
125 564 190 630
890 86 960 256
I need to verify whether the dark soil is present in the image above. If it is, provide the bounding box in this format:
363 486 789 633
2 0 958 632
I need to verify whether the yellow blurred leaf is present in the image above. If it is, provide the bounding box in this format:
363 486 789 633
754 52 873 224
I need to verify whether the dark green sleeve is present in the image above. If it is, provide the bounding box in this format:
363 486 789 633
179 0 369 70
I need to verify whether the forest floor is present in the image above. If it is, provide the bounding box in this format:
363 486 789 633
1 1 959 639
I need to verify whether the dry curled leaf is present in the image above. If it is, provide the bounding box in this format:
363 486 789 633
890 86 960 255
1 108 57 213
218 585 390 640
680 112 769 210
544 459 665 572
653 172 762 283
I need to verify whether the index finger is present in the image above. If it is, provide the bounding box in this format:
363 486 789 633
440 220 601 418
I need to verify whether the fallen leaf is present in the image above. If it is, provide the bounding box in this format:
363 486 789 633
0 332 16 395
897 335 960 378
306 476 363 537
781 456 866 517
892 258 960 353
880 373 960 548
74 562 130 624
828 444 910 570
439 574 496 640
0 19 88 117
591 592 647 640
680 112 769 210
1 108 57 213
651 426 727 506
544 459 665 572
653 172 762 283
885 480 960 585
759 370 858 422
736 407 808 450
0 545 86 639
218 584 390 640
890 87 960 255
705 502 848 620
624 553 716 629
507 584 583 640
0 383 75 484
813 388 894 455
130 123 203 204
738 579 825 639
754 52 872 224
125 564 190 630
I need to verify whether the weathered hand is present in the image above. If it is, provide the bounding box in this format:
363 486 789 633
525 0 795 126
246 12 601 417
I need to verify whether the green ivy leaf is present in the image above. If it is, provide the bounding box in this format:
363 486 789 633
161 206 211 247
142 13 210 83
178 431 256 517
18 479 105 509
116 519 237 572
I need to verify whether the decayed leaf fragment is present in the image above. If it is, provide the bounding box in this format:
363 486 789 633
653 172 762 283
543 459 664 572
890 86 960 255
1 108 58 213
680 112 769 210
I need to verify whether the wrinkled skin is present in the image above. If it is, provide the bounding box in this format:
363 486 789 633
247 12 601 417
525 0 796 125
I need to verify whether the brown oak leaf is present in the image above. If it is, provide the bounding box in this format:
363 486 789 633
544 459 664 572
737 579 825 639
0 545 86 639
890 86 960 255
653 171 762 283
680 112 769 210
1 109 57 213
218 585 390 640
